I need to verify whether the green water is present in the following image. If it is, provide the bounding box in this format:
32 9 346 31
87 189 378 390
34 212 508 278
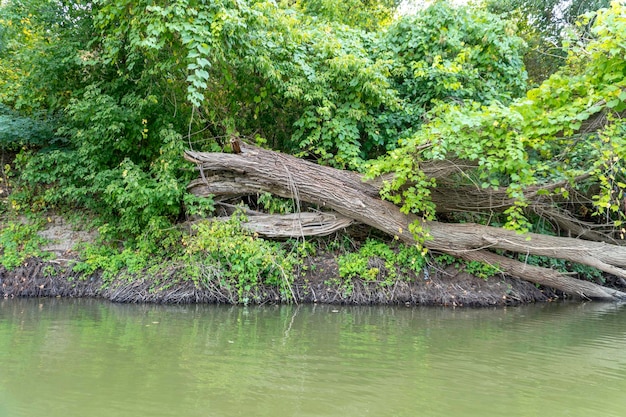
1 299 626 417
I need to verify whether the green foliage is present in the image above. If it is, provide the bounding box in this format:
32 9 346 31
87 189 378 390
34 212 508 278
183 193 215 218
1 0 200 240
72 243 143 281
0 0 530 245
383 3 526 104
257 192 296 214
184 215 297 302
243 10 398 168
0 105 55 148
1 0 623 295
367 3 530 224
72 216 186 281
89 0 400 169
296 0 398 31
462 260 501 281
517 254 604 283
433 253 455 264
522 3 626 223
0 0 97 112
433 253 499 280
18 90 193 236
369 3 626 236
0 219 49 269
368 99 535 232
69 213 304 303
337 239 425 289
374 2 527 145
487 0 611 84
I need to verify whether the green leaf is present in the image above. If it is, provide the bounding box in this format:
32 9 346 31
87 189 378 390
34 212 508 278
607 99 620 108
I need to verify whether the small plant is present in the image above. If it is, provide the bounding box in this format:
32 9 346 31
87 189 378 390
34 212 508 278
183 193 215 218
41 264 57 277
285 238 317 258
434 253 500 280
433 253 458 267
324 275 355 296
70 216 186 285
257 192 295 214
518 253 604 282
338 251 373 280
0 219 50 269
462 260 501 280
336 239 426 290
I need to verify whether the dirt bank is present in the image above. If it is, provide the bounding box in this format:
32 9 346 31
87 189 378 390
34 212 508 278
0 254 557 306
0 213 584 307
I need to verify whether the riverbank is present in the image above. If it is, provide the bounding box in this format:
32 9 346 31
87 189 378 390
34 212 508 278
0 213 589 307
0 253 556 306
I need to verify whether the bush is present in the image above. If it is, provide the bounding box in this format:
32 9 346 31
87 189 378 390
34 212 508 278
337 238 426 289
184 215 297 303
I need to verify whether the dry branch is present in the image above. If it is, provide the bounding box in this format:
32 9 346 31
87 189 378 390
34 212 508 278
453 249 624 300
221 212 353 238
185 144 626 301
381 158 622 243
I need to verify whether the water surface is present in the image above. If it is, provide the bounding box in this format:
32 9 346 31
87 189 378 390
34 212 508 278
1 299 625 417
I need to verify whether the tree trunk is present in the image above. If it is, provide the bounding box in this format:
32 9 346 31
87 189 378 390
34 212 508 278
185 144 626 301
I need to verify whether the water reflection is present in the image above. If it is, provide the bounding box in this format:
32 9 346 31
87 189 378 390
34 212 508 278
1 299 626 417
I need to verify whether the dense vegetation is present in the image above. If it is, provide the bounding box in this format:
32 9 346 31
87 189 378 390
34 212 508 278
0 0 624 303
486 0 612 84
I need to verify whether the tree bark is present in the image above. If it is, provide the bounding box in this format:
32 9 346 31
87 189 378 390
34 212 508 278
185 144 626 301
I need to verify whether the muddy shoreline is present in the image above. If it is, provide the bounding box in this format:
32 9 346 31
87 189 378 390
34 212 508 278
0 256 558 307
0 215 566 307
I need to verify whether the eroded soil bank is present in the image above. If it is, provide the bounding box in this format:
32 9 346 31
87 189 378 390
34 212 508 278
4 214 625 306
0 255 557 307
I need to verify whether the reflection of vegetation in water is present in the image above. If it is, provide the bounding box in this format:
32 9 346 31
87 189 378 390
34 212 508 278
2 300 626 416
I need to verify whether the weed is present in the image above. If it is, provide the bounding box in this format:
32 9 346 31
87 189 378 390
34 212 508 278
433 253 500 280
257 192 295 214
517 254 604 282
335 238 426 291
462 260 501 280
0 219 50 269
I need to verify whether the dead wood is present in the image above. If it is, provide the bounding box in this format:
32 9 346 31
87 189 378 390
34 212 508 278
428 175 589 212
421 171 625 244
532 205 622 244
193 158 621 243
185 144 626 301
451 249 624 301
217 212 354 238
382 155 622 243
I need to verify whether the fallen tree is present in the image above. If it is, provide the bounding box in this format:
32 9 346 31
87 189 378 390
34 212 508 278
185 144 626 301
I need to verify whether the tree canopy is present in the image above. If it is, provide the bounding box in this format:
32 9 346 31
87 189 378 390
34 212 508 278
486 0 612 83
369 1 626 236
0 0 623 281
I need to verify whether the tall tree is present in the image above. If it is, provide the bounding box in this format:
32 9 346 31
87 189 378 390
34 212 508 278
294 0 400 30
375 1 527 147
486 0 611 84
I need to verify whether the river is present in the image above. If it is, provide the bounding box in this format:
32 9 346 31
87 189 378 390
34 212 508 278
1 299 626 416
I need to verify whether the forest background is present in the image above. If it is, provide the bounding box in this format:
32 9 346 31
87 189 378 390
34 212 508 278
0 0 625 304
